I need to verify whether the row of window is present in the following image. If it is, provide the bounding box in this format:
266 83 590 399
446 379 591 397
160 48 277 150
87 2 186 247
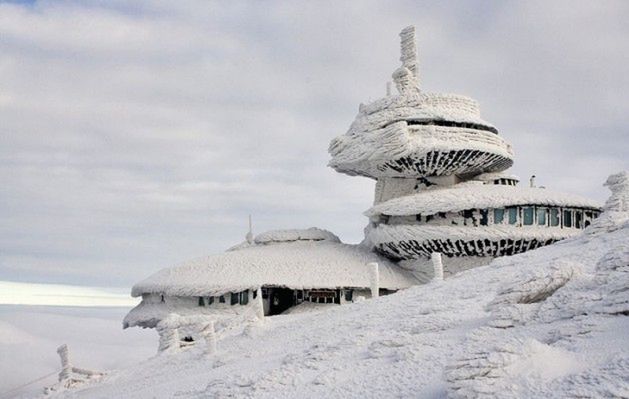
384 206 600 229
405 118 499 134
198 289 256 307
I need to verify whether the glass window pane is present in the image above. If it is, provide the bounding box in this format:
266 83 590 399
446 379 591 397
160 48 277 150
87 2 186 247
480 209 488 226
563 209 572 228
240 290 249 305
523 207 534 225
508 207 518 225
231 292 239 305
494 208 504 224
575 210 582 229
550 208 559 226
537 208 546 225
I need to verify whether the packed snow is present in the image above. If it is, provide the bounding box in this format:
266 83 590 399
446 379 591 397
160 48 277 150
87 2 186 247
37 172 629 398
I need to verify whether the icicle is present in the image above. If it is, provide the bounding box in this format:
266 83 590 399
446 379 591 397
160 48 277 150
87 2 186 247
369 262 380 298
431 252 444 281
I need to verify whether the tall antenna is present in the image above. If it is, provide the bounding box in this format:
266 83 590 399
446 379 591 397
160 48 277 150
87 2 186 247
245 214 253 244
393 26 420 94
399 26 419 85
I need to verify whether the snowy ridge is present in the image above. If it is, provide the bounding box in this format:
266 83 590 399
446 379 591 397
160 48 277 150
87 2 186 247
366 181 601 216
130 240 419 298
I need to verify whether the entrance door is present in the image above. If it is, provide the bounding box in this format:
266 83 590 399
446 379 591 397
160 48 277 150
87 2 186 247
269 288 294 315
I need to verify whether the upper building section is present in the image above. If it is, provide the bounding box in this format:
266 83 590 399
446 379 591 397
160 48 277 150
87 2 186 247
328 26 514 179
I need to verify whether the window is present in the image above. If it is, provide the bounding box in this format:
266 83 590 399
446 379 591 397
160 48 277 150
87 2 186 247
575 210 583 229
345 290 353 302
507 207 518 225
426 215 434 222
198 297 205 307
240 290 249 305
522 207 534 225
219 295 225 303
208 297 214 305
494 208 504 224
563 209 573 228
537 208 547 225
480 209 488 226
253 290 258 299
550 208 560 226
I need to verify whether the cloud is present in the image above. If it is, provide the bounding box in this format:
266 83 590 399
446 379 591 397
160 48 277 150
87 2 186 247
0 0 627 286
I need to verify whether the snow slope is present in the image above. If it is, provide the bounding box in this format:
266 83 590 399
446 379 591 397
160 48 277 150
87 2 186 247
45 198 628 398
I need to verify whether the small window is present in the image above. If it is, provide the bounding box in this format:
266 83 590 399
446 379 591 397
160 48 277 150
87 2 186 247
426 215 434 222
208 296 214 305
522 207 534 225
230 292 239 305
219 295 225 303
563 209 573 228
494 209 504 224
480 209 488 226
345 290 353 302
253 290 258 299
507 207 518 225
575 210 583 229
198 297 205 307
550 208 560 226
537 208 547 225
240 290 249 305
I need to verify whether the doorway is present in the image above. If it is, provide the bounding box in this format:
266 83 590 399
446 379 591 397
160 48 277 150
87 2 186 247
269 288 294 315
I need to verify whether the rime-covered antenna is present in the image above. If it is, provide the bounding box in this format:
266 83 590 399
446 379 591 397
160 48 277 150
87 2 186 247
399 26 419 81
393 26 420 94
245 214 253 244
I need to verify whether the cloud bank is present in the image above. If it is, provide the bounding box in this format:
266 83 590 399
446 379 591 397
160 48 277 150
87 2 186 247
1 0 627 286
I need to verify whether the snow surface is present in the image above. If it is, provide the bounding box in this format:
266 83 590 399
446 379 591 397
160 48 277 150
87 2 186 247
0 306 154 398
130 240 419 299
366 181 601 217
254 228 340 245
42 183 629 398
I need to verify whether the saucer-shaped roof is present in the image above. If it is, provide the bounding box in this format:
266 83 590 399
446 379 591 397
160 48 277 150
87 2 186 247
328 26 513 179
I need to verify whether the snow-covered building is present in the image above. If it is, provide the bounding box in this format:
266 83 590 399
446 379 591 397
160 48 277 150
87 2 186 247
124 228 419 329
125 26 602 334
329 26 601 273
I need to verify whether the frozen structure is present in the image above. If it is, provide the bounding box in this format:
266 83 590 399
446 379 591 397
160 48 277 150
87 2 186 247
329 26 601 275
124 27 602 340
124 228 419 332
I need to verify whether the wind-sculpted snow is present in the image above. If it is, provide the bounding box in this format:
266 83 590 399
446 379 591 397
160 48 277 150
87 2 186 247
49 173 629 399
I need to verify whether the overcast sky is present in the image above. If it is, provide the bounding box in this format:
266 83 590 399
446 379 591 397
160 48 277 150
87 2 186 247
1 0 627 287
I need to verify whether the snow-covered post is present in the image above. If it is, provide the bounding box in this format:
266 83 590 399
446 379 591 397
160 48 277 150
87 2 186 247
57 344 72 382
369 262 380 298
255 287 264 320
203 321 217 356
157 314 180 354
431 252 444 281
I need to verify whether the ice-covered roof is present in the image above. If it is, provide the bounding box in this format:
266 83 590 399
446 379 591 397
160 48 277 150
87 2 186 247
131 240 419 298
366 181 602 217
328 26 513 179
